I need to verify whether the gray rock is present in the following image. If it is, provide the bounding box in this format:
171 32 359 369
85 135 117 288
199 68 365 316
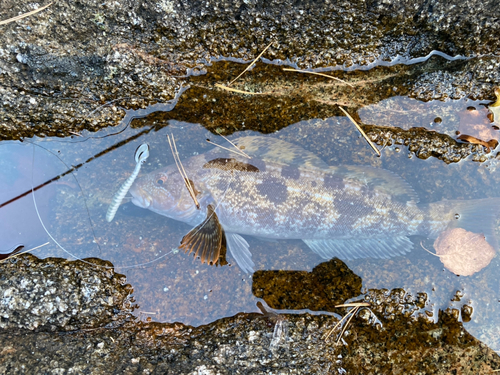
1 0 500 372
0 0 499 139
0 254 499 373
0 254 134 331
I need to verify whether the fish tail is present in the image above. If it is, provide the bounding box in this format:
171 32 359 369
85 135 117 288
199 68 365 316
421 198 500 249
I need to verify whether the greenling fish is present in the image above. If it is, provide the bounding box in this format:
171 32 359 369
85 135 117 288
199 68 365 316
129 136 500 273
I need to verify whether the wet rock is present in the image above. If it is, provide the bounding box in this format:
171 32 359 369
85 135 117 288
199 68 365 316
252 258 362 311
365 125 495 164
0 254 499 373
0 0 499 139
0 254 134 331
0 294 499 373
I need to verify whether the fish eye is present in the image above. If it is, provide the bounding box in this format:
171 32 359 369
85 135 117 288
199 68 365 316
156 175 167 185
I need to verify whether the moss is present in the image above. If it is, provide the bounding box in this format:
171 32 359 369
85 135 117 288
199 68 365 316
252 258 362 311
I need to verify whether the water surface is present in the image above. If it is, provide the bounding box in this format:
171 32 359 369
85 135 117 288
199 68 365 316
1 61 500 353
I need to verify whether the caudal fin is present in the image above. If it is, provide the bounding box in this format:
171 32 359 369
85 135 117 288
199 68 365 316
427 198 500 250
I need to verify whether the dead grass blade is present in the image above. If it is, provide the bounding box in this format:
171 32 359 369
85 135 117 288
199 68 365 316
335 302 371 308
0 2 53 25
338 106 380 157
214 83 265 95
322 315 347 341
323 302 372 343
206 139 251 158
167 134 200 209
228 41 273 86
207 131 251 159
323 307 359 343
282 68 354 87
335 306 359 344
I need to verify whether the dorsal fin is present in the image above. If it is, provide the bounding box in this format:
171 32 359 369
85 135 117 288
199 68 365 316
203 158 260 172
328 165 419 204
208 136 329 170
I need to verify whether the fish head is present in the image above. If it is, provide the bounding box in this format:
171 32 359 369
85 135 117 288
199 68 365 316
129 164 202 222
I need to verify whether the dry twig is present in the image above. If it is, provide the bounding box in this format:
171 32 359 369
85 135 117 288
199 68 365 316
0 2 53 25
338 106 381 157
282 68 354 87
335 302 371 308
336 306 359 344
323 302 371 344
214 84 264 95
228 42 274 86
207 132 251 159
0 242 50 263
216 42 274 95
167 134 200 209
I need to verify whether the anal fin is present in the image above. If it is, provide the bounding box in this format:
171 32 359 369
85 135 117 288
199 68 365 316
179 204 227 266
303 236 413 260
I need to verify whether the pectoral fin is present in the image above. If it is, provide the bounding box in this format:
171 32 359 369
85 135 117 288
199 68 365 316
179 204 227 266
226 233 254 273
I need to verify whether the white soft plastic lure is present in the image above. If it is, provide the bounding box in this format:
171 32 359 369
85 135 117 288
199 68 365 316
106 143 150 222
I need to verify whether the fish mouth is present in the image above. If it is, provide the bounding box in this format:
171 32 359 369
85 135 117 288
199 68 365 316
131 194 152 209
131 195 151 209
129 187 152 209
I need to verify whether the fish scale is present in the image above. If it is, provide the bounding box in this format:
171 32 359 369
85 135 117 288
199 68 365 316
202 165 422 240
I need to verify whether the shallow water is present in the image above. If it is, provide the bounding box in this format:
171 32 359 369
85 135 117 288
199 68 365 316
1 59 500 353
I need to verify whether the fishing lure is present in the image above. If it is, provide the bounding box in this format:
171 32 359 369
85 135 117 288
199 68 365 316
106 143 150 222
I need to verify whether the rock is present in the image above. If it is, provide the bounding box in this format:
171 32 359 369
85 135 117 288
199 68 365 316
0 0 499 139
0 254 134 331
252 258 362 311
0 254 499 373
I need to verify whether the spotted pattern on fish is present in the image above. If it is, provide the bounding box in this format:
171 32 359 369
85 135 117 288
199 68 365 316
280 165 301 180
196 159 425 241
255 176 289 205
323 174 345 191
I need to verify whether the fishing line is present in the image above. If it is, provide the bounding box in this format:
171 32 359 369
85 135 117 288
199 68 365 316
27 142 178 270
5 86 191 269
186 170 235 239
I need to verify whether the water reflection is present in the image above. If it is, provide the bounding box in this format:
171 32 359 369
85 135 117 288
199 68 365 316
1 95 499 353
359 95 497 141
0 142 65 255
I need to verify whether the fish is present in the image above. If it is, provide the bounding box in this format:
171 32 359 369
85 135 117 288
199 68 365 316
129 136 500 273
